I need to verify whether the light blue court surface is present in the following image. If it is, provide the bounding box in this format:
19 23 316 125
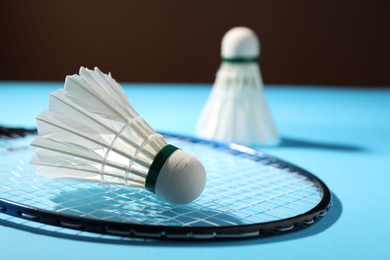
0 82 389 259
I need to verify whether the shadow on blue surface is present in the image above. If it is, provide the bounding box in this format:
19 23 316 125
277 136 364 152
0 193 342 246
50 186 245 227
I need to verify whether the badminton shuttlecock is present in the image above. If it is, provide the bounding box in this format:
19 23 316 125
197 27 279 146
30 67 206 204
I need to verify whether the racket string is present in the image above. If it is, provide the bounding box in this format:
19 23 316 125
0 135 325 228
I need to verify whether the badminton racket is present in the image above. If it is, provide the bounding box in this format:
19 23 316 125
0 127 331 240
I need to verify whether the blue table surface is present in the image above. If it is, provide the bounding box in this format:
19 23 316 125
0 82 389 259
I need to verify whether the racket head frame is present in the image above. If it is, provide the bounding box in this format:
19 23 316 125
0 132 332 240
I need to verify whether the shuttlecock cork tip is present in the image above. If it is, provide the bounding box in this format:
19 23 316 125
221 27 259 60
146 146 206 204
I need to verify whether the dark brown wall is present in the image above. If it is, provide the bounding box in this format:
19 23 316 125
1 0 389 86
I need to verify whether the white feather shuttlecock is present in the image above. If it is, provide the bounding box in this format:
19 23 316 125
30 67 206 204
197 27 279 146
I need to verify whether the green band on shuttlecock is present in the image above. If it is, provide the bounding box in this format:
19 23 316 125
145 144 179 193
222 57 258 63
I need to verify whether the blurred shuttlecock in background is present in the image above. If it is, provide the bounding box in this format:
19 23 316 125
197 27 279 146
30 67 206 204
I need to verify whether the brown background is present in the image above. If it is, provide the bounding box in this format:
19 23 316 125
1 0 389 86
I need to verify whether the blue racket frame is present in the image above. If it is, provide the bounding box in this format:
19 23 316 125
0 131 332 240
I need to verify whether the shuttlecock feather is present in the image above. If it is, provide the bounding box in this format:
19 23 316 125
197 27 279 146
30 67 206 204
